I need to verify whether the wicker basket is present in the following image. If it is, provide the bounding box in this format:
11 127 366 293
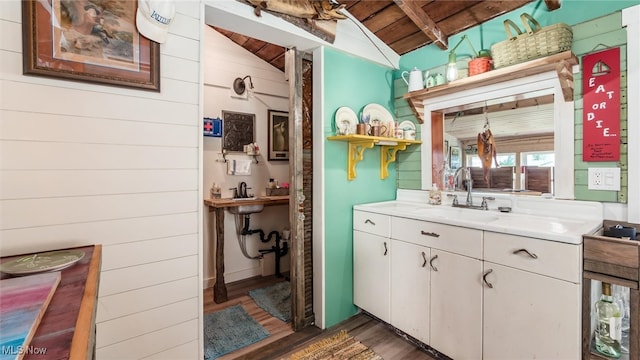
468 57 493 76
491 13 573 69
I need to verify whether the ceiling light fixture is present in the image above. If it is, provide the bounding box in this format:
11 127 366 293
233 75 254 95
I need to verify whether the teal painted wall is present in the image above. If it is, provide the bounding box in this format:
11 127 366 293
323 47 397 327
399 0 640 73
396 0 639 199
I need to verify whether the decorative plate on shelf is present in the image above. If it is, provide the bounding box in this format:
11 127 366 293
362 103 394 124
334 106 358 135
0 250 85 275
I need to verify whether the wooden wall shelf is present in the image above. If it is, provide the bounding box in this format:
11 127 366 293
403 51 579 124
327 135 422 180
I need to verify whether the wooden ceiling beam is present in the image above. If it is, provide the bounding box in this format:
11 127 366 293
393 0 448 50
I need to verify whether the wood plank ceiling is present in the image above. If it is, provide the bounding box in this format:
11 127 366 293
211 0 564 72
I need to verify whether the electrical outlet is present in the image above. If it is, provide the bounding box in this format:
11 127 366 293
588 168 620 191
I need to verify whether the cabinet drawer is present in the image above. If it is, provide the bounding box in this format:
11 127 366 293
354 211 390 237
391 217 482 259
484 232 581 283
583 234 639 281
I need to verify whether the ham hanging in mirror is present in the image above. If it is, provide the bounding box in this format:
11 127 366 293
477 105 498 186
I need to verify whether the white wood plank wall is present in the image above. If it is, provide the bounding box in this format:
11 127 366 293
0 1 203 359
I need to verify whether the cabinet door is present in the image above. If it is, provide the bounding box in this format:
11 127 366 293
430 249 483 360
391 240 430 343
353 230 390 322
483 263 581 360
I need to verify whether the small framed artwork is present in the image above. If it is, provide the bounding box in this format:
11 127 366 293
203 117 222 137
268 110 289 161
449 146 462 169
222 111 255 152
22 0 160 91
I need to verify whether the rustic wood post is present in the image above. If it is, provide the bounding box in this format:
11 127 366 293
213 208 227 303
287 47 306 331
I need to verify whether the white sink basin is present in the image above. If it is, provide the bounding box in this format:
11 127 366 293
229 204 264 214
413 207 499 223
228 198 264 214
371 202 422 212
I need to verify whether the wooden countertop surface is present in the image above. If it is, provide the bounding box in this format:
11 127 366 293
204 195 289 208
0 245 101 359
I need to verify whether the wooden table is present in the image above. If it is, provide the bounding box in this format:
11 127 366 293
0 245 101 360
204 196 289 303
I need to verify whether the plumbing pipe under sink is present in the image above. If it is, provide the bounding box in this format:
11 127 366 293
233 212 288 277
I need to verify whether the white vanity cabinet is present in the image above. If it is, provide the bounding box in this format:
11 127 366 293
430 249 483 359
483 232 582 360
353 211 391 323
353 203 591 360
354 197 602 359
391 217 483 359
390 239 430 343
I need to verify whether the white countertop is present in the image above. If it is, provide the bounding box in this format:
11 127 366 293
354 190 604 244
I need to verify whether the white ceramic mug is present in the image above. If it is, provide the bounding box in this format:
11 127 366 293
337 120 352 135
404 129 416 140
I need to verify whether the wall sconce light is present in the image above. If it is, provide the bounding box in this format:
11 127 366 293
233 75 254 95
446 35 478 83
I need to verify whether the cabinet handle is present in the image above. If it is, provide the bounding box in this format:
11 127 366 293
421 230 440 238
429 254 438 271
483 269 494 288
513 248 538 259
365 219 376 226
421 252 427 267
383 242 388 256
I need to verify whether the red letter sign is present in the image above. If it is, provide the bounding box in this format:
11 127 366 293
582 47 620 161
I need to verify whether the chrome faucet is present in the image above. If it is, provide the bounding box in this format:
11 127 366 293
453 167 473 206
450 167 495 210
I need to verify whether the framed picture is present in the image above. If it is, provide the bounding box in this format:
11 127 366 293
449 146 461 169
22 0 160 91
222 111 255 152
268 110 289 161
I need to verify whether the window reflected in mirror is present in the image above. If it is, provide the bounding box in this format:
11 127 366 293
443 94 555 195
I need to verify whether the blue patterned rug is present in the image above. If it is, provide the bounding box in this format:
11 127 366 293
248 281 291 322
203 305 269 359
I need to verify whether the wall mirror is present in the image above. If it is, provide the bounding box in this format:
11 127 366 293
442 94 555 195
419 69 575 199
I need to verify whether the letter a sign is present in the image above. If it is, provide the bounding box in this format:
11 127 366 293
582 47 620 161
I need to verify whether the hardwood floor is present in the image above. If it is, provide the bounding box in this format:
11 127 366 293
204 275 294 360
204 275 439 360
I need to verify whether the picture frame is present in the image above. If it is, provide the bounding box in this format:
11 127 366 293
22 0 160 91
449 146 462 169
267 110 289 161
222 111 255 152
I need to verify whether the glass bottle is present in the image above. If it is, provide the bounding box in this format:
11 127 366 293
595 282 622 358
428 183 441 205
612 284 630 354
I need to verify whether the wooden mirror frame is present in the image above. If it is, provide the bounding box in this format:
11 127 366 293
420 70 576 199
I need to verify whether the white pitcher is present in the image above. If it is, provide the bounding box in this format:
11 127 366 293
401 67 424 92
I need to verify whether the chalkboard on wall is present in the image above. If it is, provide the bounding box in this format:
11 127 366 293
222 111 255 152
